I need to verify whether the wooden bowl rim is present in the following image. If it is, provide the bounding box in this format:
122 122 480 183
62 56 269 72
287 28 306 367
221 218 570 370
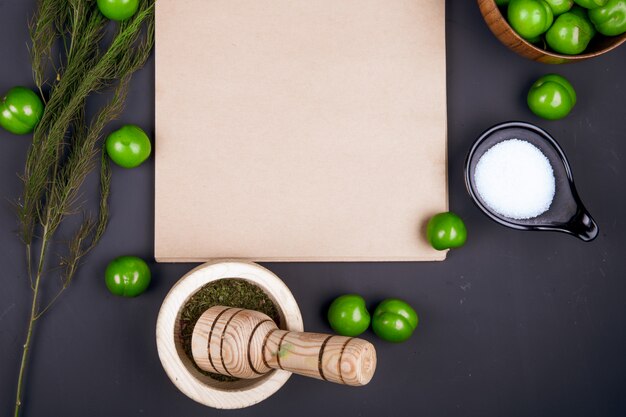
480 0 626 61
156 260 304 409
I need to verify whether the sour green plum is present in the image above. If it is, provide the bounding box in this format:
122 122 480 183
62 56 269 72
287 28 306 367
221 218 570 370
546 10 596 54
574 0 608 9
105 256 151 297
372 299 418 343
327 294 370 337
527 74 577 120
589 0 626 35
508 0 554 40
97 0 140 21
105 125 151 168
545 0 575 14
427 212 467 251
0 87 44 135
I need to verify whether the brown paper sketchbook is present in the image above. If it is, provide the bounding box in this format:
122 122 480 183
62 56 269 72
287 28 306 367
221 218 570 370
155 0 448 262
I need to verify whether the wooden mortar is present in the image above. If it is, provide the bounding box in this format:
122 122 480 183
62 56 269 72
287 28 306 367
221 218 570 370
156 261 304 409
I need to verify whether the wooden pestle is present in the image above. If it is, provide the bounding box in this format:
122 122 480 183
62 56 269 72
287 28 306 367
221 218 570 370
191 306 376 386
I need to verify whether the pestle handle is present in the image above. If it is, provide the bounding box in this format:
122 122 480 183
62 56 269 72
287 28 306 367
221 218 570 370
191 306 376 386
263 329 376 386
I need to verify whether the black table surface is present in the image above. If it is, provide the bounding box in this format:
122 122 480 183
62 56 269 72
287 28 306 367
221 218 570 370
1 1 625 416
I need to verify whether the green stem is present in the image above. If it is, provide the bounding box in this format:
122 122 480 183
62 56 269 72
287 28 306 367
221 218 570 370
26 244 34 290
14 227 49 417
13 281 39 417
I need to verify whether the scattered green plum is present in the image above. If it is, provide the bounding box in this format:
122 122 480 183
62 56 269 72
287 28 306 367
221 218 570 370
97 0 140 21
372 299 418 343
327 294 370 337
105 256 151 297
527 74 577 120
105 125 152 168
0 87 44 135
427 212 467 251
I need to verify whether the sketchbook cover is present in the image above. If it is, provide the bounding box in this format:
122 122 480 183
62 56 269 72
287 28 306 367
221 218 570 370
155 0 448 262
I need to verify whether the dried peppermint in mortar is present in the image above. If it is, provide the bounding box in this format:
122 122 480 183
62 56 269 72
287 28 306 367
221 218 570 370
179 279 280 382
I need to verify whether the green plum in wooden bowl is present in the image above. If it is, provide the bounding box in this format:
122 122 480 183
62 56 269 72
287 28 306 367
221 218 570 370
478 0 626 64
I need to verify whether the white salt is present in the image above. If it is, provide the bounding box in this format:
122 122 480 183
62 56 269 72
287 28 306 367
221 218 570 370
474 139 555 220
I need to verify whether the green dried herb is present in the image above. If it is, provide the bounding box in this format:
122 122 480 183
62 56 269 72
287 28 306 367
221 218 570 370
179 279 280 382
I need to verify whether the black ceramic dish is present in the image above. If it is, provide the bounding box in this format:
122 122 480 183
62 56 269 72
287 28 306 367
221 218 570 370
465 122 598 242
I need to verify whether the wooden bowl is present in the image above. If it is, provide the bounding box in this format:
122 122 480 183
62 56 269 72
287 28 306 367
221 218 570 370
156 261 304 409
478 0 626 64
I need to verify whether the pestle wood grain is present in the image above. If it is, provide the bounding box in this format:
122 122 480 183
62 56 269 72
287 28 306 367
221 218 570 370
192 306 376 386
